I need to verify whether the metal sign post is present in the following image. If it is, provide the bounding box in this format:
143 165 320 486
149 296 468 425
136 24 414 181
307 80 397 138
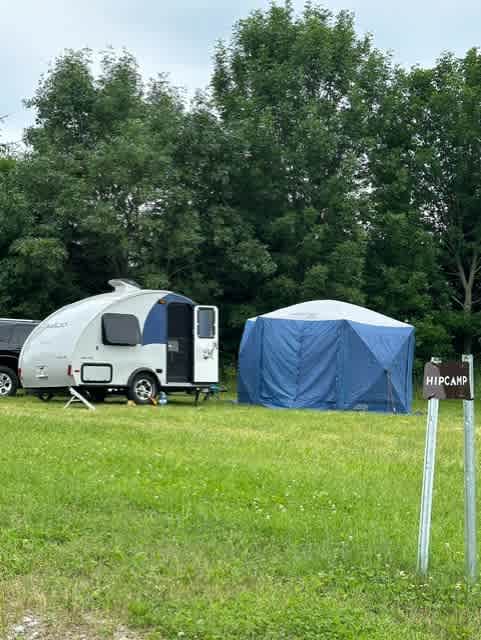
462 354 477 583
418 356 477 581
417 358 441 576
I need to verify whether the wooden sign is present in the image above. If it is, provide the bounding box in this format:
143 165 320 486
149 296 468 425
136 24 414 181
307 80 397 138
422 361 472 400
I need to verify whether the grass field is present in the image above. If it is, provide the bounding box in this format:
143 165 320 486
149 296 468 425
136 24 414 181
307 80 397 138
0 392 480 639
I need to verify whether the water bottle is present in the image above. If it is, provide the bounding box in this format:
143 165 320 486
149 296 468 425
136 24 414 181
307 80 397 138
158 391 168 406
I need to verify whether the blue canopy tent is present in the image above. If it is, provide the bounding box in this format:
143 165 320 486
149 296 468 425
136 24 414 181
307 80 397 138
238 301 415 413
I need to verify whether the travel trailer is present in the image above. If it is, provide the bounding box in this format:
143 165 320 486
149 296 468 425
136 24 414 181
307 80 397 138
19 280 219 403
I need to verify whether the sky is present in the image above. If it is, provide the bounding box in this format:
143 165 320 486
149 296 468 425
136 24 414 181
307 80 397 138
1 0 480 143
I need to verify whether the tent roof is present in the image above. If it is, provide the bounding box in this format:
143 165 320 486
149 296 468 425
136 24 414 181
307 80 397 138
254 300 412 328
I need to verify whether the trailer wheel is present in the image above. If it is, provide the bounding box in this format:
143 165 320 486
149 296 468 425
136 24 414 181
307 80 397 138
0 366 18 398
127 372 158 405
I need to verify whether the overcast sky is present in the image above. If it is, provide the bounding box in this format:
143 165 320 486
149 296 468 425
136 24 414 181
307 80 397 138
2 0 480 143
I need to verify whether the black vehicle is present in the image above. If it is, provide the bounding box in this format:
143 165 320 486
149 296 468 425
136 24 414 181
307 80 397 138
0 319 39 397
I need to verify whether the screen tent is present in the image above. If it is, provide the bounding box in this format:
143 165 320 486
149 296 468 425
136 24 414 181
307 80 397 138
238 300 415 413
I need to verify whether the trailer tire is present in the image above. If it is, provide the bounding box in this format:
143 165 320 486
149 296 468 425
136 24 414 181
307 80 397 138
127 372 158 405
0 366 18 398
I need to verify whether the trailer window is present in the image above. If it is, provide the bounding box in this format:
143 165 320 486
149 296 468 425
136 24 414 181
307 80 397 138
197 308 215 339
102 313 140 346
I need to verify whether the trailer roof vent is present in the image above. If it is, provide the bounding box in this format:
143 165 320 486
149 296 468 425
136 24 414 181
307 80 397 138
108 279 142 292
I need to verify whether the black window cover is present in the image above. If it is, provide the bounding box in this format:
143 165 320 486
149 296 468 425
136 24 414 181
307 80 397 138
102 313 141 346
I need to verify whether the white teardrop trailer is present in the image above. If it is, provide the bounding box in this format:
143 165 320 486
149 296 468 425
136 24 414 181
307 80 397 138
19 280 219 404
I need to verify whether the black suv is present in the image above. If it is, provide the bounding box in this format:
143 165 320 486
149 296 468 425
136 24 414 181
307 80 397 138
0 319 39 397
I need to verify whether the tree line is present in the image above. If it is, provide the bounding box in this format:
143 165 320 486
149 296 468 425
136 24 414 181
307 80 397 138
1 3 481 365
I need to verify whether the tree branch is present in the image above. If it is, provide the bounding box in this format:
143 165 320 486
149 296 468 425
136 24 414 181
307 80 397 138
451 294 465 308
468 251 479 287
455 254 468 290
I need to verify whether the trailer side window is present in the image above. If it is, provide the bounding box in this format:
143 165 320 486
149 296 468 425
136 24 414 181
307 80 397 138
102 313 141 346
197 308 215 339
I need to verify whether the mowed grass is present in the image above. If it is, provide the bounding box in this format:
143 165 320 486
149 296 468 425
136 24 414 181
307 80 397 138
0 393 480 639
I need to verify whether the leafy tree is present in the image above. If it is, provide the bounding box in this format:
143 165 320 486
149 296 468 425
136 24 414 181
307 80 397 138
2 3 480 366
173 98 278 356
212 2 390 328
406 49 481 352
15 50 200 313
364 65 454 361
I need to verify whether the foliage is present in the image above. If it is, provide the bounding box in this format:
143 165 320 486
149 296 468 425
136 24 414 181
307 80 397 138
211 4 388 321
0 4 480 358
413 51 481 351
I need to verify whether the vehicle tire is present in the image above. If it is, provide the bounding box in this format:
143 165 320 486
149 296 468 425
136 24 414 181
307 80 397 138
89 389 107 403
0 366 18 398
127 372 158 405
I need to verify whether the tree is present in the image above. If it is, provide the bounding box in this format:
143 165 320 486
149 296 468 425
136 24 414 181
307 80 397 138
406 49 481 352
3 5 479 364
15 49 200 314
211 2 390 327
366 68 451 343
174 98 277 332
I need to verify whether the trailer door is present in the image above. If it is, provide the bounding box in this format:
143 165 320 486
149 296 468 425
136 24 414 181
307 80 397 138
167 303 193 383
193 306 219 384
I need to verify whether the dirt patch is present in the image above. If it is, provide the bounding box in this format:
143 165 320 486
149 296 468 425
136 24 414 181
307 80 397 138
5 614 143 640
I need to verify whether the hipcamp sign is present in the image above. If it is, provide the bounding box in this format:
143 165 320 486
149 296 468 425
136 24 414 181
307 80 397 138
422 361 472 400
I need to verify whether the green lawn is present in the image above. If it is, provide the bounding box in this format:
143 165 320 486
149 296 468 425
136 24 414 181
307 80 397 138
0 393 479 639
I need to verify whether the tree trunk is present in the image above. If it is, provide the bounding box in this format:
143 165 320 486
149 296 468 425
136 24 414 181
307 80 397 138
464 280 473 353
456 253 477 354
464 324 473 354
